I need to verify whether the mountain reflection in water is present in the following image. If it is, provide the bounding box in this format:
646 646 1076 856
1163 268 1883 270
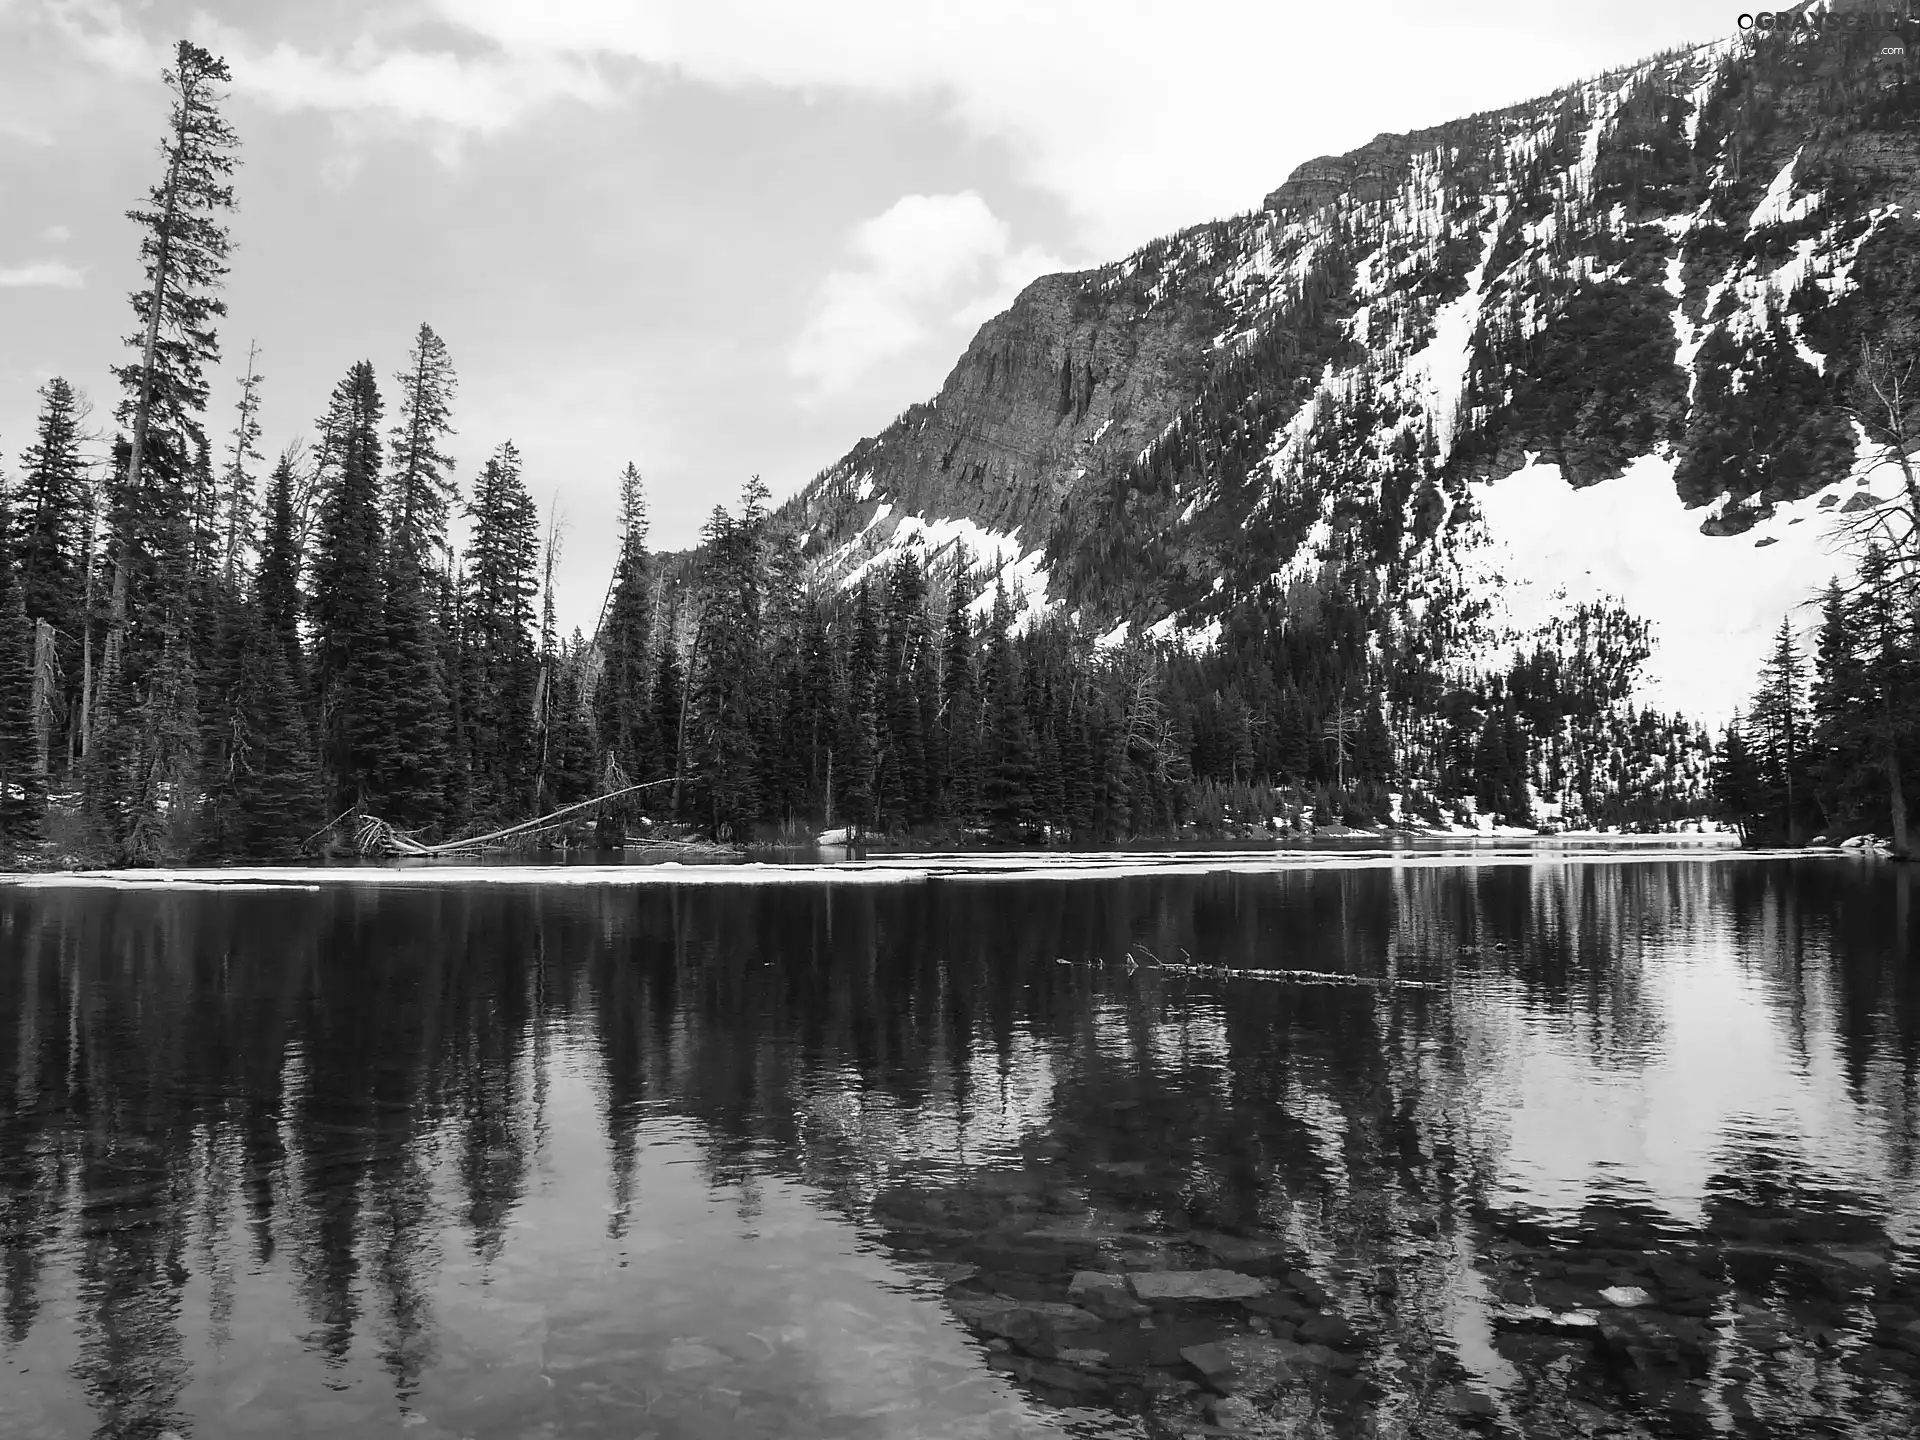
0 858 1915 1439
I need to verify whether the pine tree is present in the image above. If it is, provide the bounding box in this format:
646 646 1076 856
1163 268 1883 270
1711 715 1763 840
838 580 879 832
460 441 541 822
981 579 1037 837
13 379 89 773
387 322 459 567
14 378 89 644
101 41 240 724
1849 547 1915 856
202 585 321 861
0 491 47 860
219 344 264 587
690 499 762 839
256 454 304 682
544 637 599 810
594 463 655 788
309 362 389 814
881 554 931 825
367 557 451 831
652 637 684 811
1751 617 1818 843
940 560 980 822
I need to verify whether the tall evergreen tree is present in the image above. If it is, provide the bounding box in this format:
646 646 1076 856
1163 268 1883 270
256 454 304 682
652 635 684 811
689 497 763 839
981 579 1037 837
0 490 47 860
367 556 451 831
594 463 654 788
460 441 541 821
217 343 264 586
838 579 880 833
940 560 980 822
13 379 89 772
309 362 389 814
202 577 321 862
101 40 239 713
13 379 89 643
1751 618 1818 843
387 322 459 567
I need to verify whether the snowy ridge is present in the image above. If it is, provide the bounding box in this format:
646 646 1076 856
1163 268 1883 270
822 508 1054 634
783 26 1908 770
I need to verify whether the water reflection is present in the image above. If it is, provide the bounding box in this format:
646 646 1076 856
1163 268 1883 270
0 859 1915 1438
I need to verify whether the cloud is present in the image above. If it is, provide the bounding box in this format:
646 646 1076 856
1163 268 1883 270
789 192 1061 398
217 34 614 136
38 1 1739 255
0 115 55 145
41 0 159 77
417 0 1737 255
39 224 72 243
38 2 612 160
0 259 86 288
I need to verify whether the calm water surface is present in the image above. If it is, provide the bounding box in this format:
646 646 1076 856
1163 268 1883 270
0 858 1915 1439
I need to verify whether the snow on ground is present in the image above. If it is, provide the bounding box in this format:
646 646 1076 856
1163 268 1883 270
6 841 1804 891
1470 453 1866 724
1142 612 1224 655
826 509 1055 633
1404 207 1505 461
1747 148 1818 235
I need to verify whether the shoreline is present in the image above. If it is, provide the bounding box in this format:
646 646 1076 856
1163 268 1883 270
4 837 1894 889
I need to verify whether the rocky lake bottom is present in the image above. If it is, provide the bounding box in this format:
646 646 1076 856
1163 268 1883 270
0 853 1914 1438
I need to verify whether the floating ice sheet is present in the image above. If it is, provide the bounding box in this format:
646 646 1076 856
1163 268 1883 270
0 838 1841 892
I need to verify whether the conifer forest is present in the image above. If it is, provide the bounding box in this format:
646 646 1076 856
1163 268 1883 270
0 39 1914 870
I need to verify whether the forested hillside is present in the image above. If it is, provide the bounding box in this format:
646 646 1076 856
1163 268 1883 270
2 15 1916 866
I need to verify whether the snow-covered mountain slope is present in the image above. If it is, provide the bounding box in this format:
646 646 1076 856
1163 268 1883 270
782 13 1920 722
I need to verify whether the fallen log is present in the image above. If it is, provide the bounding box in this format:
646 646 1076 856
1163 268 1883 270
355 779 677 858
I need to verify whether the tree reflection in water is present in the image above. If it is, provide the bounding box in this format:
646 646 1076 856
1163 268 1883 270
0 859 1913 1438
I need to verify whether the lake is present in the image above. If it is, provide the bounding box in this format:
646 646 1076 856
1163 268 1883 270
0 853 1915 1438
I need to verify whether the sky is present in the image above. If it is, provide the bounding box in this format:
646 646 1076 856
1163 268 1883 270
0 0 1749 635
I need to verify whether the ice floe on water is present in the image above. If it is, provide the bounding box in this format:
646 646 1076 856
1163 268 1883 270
1 838 1845 891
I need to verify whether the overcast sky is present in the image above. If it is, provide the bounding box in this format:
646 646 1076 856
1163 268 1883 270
1 0 1744 632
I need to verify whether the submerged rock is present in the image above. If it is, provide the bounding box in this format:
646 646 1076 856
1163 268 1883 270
1069 1271 1151 1319
1131 1269 1271 1303
949 1296 1104 1357
1599 1284 1652 1308
1295 1312 1357 1349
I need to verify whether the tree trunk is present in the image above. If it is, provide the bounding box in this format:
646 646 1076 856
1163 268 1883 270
671 624 700 823
79 502 98 756
29 619 54 776
1886 691 1912 861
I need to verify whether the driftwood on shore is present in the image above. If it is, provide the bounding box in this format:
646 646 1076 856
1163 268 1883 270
349 780 682 858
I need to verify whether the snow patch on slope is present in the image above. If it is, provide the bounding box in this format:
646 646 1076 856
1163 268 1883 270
1405 207 1505 461
827 510 1055 633
1747 148 1819 235
1469 455 1857 724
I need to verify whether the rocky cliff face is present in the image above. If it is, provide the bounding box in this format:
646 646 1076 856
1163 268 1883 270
784 8 1920 713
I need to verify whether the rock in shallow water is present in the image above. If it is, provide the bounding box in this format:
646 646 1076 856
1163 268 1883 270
1600 1285 1653 1308
1131 1269 1270 1303
1180 1341 1237 1380
1295 1312 1356 1349
1068 1270 1150 1319
949 1296 1103 1356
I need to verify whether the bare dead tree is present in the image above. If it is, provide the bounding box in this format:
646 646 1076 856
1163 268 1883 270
1831 330 1920 860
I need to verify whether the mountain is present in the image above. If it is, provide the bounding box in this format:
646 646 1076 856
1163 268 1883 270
780 10 1920 731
